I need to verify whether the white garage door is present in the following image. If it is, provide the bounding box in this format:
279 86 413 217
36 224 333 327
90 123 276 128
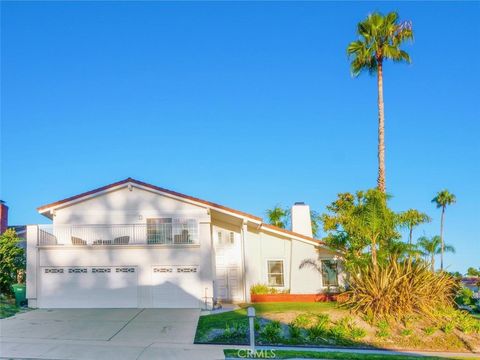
39 266 138 308
152 265 201 308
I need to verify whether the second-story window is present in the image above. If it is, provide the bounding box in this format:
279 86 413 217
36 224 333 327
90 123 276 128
147 218 197 244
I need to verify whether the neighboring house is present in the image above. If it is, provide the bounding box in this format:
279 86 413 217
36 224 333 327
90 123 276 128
462 277 480 300
26 178 344 309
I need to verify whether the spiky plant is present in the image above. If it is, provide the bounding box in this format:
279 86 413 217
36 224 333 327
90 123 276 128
345 258 458 320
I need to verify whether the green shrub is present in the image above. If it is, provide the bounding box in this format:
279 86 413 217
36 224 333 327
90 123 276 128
259 321 283 344
316 314 330 328
293 313 315 328
346 260 458 319
376 320 390 338
0 229 25 295
400 329 413 336
455 286 474 306
350 327 367 339
250 284 278 295
213 322 248 343
307 323 328 342
288 323 302 339
456 312 480 334
442 323 454 334
424 326 437 335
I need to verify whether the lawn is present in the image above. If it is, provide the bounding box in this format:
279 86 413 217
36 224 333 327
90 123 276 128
195 302 480 353
0 295 21 319
224 349 473 360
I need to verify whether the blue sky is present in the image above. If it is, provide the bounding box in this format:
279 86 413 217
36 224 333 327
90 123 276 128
1 2 479 273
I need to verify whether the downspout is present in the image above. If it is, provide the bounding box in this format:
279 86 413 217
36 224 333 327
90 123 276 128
241 219 248 302
289 238 293 292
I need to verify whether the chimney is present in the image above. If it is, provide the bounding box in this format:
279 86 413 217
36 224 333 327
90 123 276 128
0 201 8 234
291 202 313 238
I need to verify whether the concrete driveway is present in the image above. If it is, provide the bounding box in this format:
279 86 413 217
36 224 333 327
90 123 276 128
0 309 224 360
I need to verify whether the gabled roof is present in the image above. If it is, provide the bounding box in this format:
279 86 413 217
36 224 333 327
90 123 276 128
37 177 326 246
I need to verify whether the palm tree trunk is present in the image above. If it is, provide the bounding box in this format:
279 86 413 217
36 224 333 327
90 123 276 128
440 206 445 271
377 60 386 193
409 225 413 245
371 239 378 272
431 253 435 272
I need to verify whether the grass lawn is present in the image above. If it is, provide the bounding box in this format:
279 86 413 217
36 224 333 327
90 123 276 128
224 349 472 359
0 295 20 319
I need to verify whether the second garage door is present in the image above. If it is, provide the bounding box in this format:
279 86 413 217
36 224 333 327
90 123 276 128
39 266 138 308
152 265 201 308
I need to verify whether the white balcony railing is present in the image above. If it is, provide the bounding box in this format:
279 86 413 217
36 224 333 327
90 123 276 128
37 222 199 246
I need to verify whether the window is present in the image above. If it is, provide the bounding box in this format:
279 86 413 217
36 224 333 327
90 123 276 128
267 260 284 287
321 260 338 287
147 218 197 244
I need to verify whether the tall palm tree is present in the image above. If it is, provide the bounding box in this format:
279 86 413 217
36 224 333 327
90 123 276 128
399 209 431 245
432 190 456 271
347 12 413 192
265 205 289 229
417 235 455 272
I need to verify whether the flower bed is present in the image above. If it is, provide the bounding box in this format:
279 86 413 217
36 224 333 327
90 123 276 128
251 293 347 303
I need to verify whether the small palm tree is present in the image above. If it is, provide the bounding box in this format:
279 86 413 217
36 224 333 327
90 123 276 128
265 205 289 229
417 235 455 272
347 12 413 192
399 209 431 245
432 190 456 271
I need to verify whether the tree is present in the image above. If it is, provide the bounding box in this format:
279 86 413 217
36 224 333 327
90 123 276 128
347 12 413 192
399 209 431 245
265 205 290 229
322 189 399 272
466 267 480 277
417 235 455 272
0 229 25 294
432 190 456 271
310 210 322 238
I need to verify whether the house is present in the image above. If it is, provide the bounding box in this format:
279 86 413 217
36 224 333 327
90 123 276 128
26 178 344 309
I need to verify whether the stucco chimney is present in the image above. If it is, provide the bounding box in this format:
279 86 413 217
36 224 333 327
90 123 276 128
291 202 313 238
0 201 8 234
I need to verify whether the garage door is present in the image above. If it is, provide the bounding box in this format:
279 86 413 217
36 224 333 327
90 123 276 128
152 265 200 308
39 266 138 308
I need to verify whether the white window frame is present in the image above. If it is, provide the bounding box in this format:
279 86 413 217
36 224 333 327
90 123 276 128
266 259 285 288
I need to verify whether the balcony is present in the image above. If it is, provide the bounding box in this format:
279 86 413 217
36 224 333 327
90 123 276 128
36 221 199 246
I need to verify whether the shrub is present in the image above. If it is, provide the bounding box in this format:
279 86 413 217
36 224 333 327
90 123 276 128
293 313 315 329
350 327 367 339
401 329 413 336
250 284 278 295
456 312 480 334
442 323 454 334
259 321 283 344
0 229 25 295
376 319 390 338
316 314 330 328
455 286 474 307
424 326 437 335
345 259 458 320
307 323 328 342
213 322 248 343
288 323 302 340
331 316 366 340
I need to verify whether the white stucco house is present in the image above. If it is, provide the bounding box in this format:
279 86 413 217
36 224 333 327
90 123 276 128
26 178 344 309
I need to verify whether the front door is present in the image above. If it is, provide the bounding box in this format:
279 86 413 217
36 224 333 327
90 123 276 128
214 228 243 302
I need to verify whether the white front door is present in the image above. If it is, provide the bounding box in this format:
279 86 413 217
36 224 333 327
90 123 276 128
38 266 138 308
151 265 201 308
216 267 242 302
214 228 243 302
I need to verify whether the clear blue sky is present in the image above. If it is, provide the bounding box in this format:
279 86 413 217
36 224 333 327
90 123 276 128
1 2 479 273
